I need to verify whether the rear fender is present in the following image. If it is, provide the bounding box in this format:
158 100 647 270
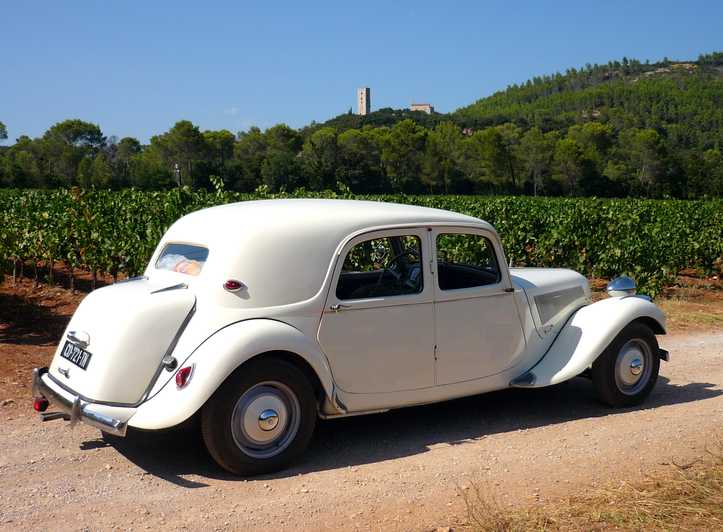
128 319 334 430
511 296 666 388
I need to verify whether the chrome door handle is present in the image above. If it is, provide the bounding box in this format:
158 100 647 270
329 304 351 312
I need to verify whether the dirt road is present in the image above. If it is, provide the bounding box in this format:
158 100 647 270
1 331 722 531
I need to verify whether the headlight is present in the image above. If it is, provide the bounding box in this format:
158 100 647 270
607 275 637 297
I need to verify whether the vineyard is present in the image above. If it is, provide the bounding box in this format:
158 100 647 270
1 187 722 296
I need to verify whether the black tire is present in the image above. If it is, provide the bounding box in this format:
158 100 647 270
201 358 317 476
592 321 660 407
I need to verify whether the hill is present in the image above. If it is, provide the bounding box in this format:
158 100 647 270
1 52 722 198
299 52 723 197
314 53 723 144
453 54 723 141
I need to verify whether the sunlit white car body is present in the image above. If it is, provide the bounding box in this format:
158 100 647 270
33 199 666 439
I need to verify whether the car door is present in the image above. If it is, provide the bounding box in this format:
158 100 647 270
432 228 526 385
317 228 435 394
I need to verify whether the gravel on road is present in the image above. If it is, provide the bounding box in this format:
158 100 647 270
1 332 722 531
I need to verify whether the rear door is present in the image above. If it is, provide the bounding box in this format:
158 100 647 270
317 228 435 394
431 228 525 385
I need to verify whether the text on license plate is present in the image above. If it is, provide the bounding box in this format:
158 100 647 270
60 341 92 370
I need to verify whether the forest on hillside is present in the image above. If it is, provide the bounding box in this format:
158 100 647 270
1 52 722 198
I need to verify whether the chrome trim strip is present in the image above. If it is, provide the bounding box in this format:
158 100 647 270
151 282 188 294
32 367 128 437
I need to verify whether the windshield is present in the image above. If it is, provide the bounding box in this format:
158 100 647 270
155 243 208 276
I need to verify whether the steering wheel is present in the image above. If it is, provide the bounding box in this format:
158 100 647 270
376 249 420 287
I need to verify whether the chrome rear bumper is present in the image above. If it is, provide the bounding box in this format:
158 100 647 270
32 367 128 437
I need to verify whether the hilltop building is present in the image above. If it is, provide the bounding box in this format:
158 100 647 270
410 102 434 114
357 87 371 115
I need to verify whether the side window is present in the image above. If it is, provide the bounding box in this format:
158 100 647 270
436 233 500 290
336 235 423 300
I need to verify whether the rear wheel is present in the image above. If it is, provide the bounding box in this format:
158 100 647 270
201 358 317 476
592 322 660 407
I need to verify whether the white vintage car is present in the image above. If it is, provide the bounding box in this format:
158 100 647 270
32 199 668 475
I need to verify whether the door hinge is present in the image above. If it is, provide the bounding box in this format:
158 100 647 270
433 344 438 361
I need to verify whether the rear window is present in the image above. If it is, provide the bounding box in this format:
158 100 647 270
155 243 208 276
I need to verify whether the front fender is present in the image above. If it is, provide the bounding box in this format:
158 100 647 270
512 296 666 388
128 319 334 430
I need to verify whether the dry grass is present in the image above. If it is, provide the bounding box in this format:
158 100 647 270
657 297 723 332
460 441 723 531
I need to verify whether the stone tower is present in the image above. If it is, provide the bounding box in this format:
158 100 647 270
357 87 371 115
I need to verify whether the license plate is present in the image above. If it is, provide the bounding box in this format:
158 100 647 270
60 341 93 370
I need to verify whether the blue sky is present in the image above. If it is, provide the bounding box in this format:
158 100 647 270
2 1 721 143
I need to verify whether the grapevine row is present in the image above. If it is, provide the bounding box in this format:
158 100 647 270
1 188 721 296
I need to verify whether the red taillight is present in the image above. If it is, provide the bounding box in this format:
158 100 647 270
175 366 193 388
33 397 49 412
223 279 244 292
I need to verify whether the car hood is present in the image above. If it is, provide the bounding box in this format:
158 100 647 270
510 268 591 335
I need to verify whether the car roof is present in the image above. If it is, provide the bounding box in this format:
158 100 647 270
176 198 490 237
156 199 495 308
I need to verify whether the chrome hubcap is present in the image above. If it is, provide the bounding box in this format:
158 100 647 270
614 339 652 395
230 382 300 459
258 409 279 431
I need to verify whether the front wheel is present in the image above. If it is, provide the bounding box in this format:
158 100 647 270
201 358 317 476
591 322 660 407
